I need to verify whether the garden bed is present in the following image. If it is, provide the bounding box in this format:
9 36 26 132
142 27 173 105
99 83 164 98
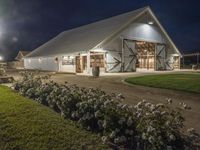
0 85 106 150
12 71 200 149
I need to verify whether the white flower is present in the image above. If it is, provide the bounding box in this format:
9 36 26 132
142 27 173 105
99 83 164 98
165 121 170 126
153 110 161 115
187 128 195 134
122 104 127 109
114 137 120 144
167 98 172 104
94 110 101 118
103 100 110 106
169 134 176 141
161 111 166 115
156 103 164 108
127 117 133 126
147 126 155 132
136 112 141 118
145 102 151 107
71 112 76 118
110 131 116 138
97 120 103 129
118 117 126 125
150 105 155 111
87 126 91 131
148 136 154 144
115 128 120 133
136 102 142 108
101 136 108 143
145 112 150 116
102 120 107 128
142 100 147 103
142 133 146 140
167 146 173 150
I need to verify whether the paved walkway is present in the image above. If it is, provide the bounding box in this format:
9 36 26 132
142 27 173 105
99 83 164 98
6 69 200 133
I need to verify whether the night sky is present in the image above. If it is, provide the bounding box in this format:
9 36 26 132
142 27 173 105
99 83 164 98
0 0 199 61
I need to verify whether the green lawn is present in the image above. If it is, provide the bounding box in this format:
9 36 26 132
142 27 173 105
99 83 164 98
125 73 200 93
0 86 106 150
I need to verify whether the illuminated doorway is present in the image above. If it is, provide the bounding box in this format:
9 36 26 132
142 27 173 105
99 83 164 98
136 41 155 70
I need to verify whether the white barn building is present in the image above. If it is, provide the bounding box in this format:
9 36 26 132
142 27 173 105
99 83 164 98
25 7 181 74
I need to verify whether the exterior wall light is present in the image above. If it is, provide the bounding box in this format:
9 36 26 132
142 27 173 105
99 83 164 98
54 57 58 63
0 56 3 61
63 56 68 60
69 56 75 59
91 48 105 52
38 58 42 63
148 21 153 25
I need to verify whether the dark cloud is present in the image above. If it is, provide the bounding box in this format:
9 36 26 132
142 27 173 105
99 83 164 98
0 0 199 60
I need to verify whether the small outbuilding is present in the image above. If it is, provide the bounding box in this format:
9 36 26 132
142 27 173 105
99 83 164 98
25 6 181 74
8 51 30 69
15 51 30 61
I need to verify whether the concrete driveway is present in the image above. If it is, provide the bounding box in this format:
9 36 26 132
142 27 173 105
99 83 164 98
7 69 200 133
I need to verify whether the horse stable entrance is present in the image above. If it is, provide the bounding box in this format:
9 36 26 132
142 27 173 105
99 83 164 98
136 41 156 70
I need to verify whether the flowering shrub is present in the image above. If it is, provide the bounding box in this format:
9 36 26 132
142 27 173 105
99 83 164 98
14 71 199 150
0 64 6 76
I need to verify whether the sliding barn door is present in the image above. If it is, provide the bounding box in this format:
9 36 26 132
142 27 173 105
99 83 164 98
156 44 166 70
105 50 122 72
122 39 137 72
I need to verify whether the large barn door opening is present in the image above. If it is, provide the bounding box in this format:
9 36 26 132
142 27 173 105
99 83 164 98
136 41 155 70
122 39 137 72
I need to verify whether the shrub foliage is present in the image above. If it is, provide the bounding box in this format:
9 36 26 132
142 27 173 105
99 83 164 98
14 71 199 150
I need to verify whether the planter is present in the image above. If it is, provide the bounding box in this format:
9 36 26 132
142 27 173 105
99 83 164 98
92 66 100 77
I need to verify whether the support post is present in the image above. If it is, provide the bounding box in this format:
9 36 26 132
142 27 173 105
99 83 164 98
87 51 90 74
154 44 157 71
182 56 185 69
121 38 124 72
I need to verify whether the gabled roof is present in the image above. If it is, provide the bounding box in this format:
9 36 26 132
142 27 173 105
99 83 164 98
26 7 147 57
20 51 30 56
26 6 180 58
15 50 30 60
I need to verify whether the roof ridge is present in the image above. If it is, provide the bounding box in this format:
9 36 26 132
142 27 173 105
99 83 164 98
61 6 149 35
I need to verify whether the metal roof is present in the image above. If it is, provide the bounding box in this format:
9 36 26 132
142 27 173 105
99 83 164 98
26 7 147 57
26 6 180 58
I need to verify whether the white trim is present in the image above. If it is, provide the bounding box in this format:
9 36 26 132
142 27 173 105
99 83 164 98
147 8 181 56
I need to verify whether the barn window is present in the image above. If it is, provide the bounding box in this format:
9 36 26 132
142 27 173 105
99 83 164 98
62 56 74 65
